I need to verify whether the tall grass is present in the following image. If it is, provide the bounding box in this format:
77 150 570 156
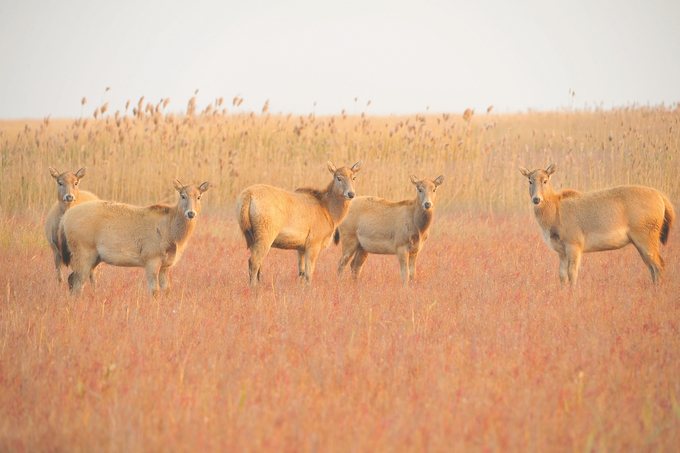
0 213 678 452
1 99 678 215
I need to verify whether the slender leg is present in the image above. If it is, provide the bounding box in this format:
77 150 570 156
396 246 410 283
297 251 306 280
67 243 99 297
159 267 170 295
557 250 568 288
145 260 162 298
88 260 100 289
53 249 65 283
337 240 358 278
350 248 370 280
303 246 321 284
565 244 583 285
629 233 664 284
408 251 419 281
248 241 272 286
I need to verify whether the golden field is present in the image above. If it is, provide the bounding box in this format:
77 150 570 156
0 99 679 451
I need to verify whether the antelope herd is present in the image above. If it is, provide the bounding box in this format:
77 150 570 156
47 162 674 297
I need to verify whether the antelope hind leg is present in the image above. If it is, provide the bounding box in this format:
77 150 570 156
248 241 271 286
297 251 306 280
350 248 369 280
630 233 664 284
303 246 321 284
337 241 358 277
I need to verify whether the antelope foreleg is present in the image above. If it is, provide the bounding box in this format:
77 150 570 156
557 251 568 288
565 244 583 285
303 246 321 284
397 247 410 284
146 260 162 298
408 251 419 281
159 267 171 295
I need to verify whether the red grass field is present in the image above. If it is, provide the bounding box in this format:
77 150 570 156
1 210 678 452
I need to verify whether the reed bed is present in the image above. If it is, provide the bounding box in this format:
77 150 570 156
1 99 678 214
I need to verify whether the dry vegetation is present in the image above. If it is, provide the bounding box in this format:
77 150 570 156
0 97 679 451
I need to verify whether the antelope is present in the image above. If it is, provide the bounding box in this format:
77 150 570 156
335 174 445 282
519 164 674 286
59 180 211 297
45 167 99 284
237 161 363 286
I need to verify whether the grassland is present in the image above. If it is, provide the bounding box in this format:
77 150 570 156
0 100 679 451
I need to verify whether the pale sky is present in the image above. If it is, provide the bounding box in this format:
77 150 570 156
1 0 678 119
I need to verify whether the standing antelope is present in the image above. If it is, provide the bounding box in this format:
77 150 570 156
59 180 211 297
335 174 445 282
237 161 363 286
519 164 674 286
45 166 99 284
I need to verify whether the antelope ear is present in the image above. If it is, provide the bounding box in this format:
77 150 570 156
519 166 531 179
434 175 445 186
351 160 363 173
198 181 212 193
75 167 87 180
49 167 60 180
173 179 184 192
410 175 420 186
327 162 338 174
546 163 556 177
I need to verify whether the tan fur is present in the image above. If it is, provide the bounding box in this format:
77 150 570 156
45 166 99 284
336 175 444 282
519 164 674 286
59 180 210 297
237 161 363 285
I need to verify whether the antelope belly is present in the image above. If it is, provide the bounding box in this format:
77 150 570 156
584 229 630 252
97 245 145 267
272 228 307 250
357 234 396 255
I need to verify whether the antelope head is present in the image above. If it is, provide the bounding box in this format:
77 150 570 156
519 164 556 206
328 161 363 200
410 175 445 210
50 166 87 204
173 180 211 219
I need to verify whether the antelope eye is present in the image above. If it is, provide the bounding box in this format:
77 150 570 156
198 195 202 200
352 176 356 181
543 179 547 184
181 194 186 200
433 188 437 192
337 177 341 181
58 182 63 186
75 181 79 186
529 181 533 185
418 188 422 193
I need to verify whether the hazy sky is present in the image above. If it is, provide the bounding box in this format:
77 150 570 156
1 0 678 119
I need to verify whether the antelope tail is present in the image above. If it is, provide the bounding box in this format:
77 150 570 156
237 193 255 249
58 222 72 267
660 194 675 245
333 228 340 245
